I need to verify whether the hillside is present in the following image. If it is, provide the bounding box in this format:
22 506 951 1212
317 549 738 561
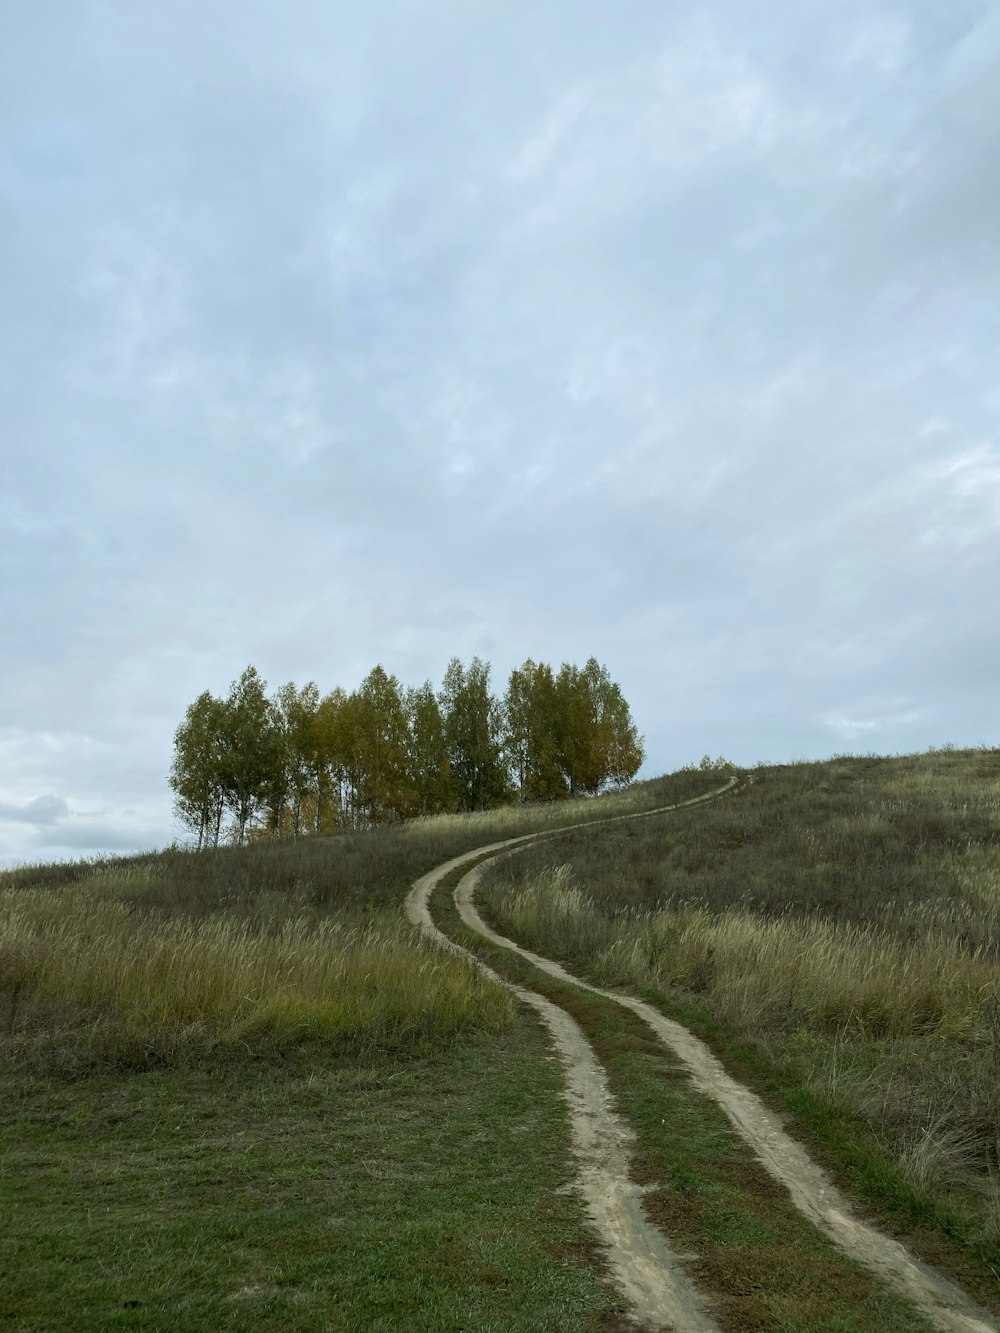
2 752 998 1331
474 749 1000 1316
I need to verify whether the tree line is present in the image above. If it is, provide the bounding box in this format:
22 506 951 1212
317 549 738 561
169 657 644 847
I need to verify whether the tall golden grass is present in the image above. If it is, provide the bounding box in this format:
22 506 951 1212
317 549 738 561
0 876 509 1064
496 868 999 1040
0 768 723 1071
478 750 1000 1240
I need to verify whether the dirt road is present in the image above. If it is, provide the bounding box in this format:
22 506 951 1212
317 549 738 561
405 784 997 1333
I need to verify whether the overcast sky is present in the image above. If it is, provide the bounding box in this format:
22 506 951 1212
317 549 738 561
2 1 998 865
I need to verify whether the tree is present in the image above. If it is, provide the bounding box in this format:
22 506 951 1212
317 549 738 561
590 660 644 789
554 663 599 796
440 657 511 811
327 687 365 827
349 666 415 824
170 654 643 841
219 666 284 844
505 660 567 801
268 681 321 837
554 659 644 795
406 681 457 815
314 686 351 829
169 690 227 848
505 660 533 799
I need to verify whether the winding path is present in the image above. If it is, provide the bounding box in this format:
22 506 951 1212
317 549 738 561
405 782 997 1333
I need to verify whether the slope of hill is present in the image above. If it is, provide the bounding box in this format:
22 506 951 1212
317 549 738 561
0 769 715 1331
475 749 1000 1309
2 751 997 1330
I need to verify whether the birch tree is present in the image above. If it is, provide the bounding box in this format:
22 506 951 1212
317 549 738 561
220 666 283 843
169 690 227 848
350 666 415 824
505 660 567 801
440 657 511 811
406 681 456 815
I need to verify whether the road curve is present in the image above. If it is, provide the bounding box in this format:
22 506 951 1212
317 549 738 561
406 780 997 1333
406 785 736 1331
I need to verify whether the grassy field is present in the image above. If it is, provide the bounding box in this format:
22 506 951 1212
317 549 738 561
2 1023 642 1332
0 768 719 1331
0 769 717 1076
432 867 939 1333
6 752 997 1328
476 748 1000 1301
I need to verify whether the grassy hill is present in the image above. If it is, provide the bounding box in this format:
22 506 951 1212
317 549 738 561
477 748 1000 1301
0 769 716 1330
2 751 997 1328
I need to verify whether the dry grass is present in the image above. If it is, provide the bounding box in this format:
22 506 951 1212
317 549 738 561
0 768 721 1075
477 748 1000 1248
496 872 999 1040
0 874 508 1069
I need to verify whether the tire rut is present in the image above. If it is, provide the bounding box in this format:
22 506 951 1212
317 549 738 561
454 875 998 1333
406 789 735 1331
406 783 997 1333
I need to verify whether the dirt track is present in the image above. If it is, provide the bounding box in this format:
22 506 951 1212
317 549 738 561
405 783 997 1333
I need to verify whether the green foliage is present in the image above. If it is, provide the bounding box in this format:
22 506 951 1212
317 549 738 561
272 680 320 837
506 659 567 800
406 681 457 815
170 655 644 839
349 666 416 823
220 667 284 843
683 753 736 773
439 657 512 813
169 691 227 849
316 685 350 831
506 657 644 800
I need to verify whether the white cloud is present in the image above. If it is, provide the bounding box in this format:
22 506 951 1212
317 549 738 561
500 19 781 243
917 445 1000 544
209 365 337 466
72 228 191 395
506 86 592 184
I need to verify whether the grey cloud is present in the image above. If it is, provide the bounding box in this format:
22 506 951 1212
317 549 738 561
0 795 70 826
30 821 163 855
1 2 998 865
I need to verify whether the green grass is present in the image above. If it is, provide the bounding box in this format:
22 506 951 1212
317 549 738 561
432 871 936 1333
7 752 997 1326
632 988 1000 1309
1 765 721 918
2 773 726 1330
476 748 1000 1306
0 885 509 1069
0 1023 636 1332
0 769 721 1075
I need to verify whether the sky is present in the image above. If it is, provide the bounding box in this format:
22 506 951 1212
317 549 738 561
2 1 998 865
